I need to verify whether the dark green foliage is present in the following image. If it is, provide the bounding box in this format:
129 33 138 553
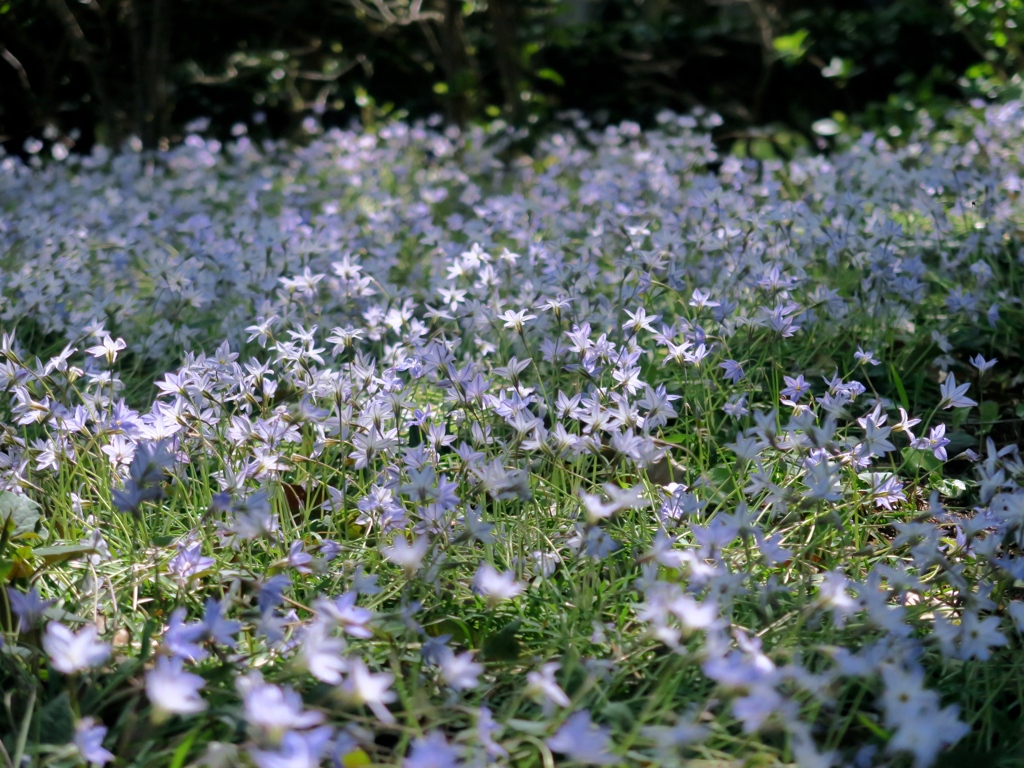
0 0 1006 154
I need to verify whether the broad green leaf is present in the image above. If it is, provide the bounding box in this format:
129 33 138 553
38 692 74 745
979 400 1000 432
482 619 521 661
750 138 777 160
0 492 40 541
901 447 942 473
946 430 976 453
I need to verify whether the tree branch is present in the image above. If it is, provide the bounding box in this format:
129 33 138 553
0 47 32 94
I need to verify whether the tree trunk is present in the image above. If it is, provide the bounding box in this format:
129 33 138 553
129 0 171 150
46 0 121 148
487 0 523 123
440 0 470 128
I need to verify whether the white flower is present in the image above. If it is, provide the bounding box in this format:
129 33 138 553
85 334 127 365
580 483 650 524
238 672 324 742
338 658 397 725
623 306 660 334
146 656 207 720
526 662 570 714
312 591 374 638
473 563 524 606
382 535 429 577
43 622 110 674
249 727 334 768
498 309 537 333
439 649 484 691
298 620 348 684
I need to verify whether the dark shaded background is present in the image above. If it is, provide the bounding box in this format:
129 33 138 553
0 0 1018 156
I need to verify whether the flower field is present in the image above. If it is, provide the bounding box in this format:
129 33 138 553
2 103 1024 767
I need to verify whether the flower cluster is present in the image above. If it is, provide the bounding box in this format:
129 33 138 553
2 101 1024 767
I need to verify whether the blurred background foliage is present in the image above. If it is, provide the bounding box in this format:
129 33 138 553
0 0 1022 157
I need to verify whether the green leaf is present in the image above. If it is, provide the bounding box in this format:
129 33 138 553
602 701 636 731
902 447 942 473
705 465 739 502
749 138 777 160
536 68 565 87
32 544 97 569
945 430 976 454
169 726 201 768
1 544 35 580
772 29 810 64
0 492 40 541
979 400 1000 432
482 619 521 661
950 407 971 429
889 364 910 412
935 478 968 498
38 692 74 745
856 712 890 740
426 618 472 645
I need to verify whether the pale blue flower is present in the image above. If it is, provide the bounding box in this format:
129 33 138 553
146 656 207 719
911 424 951 461
438 649 483 691
164 607 207 661
250 726 334 768
6 586 51 633
404 731 462 768
74 717 114 767
718 359 745 384
547 710 617 765
938 373 977 410
43 622 110 674
239 672 325 741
